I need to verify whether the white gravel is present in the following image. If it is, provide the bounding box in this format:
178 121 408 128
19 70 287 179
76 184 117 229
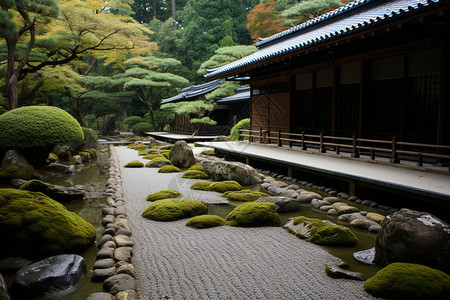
114 146 376 299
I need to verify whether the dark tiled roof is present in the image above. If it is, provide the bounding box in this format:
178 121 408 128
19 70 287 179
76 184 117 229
217 87 250 103
161 79 222 104
205 0 441 80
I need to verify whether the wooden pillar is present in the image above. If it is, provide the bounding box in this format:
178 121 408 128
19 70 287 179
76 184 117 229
359 61 369 138
438 30 450 146
332 66 340 136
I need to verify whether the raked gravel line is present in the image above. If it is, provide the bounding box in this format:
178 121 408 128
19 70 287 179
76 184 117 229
113 146 376 300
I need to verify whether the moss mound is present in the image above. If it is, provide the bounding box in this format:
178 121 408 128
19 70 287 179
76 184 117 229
78 151 91 162
188 163 204 171
127 144 148 151
205 181 242 193
159 149 171 159
182 170 209 179
86 148 97 159
190 181 213 190
141 198 208 222
364 263 450 299
0 188 96 256
124 160 144 168
186 215 226 229
158 165 182 173
146 190 182 201
123 116 143 127
145 157 171 168
226 202 281 227
48 153 59 163
221 190 269 201
200 149 215 155
138 150 147 156
293 217 357 246
142 154 164 160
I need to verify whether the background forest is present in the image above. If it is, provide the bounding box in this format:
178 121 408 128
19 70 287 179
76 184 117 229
0 0 345 132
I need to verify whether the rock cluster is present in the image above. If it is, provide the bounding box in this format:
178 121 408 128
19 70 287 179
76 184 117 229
87 145 138 300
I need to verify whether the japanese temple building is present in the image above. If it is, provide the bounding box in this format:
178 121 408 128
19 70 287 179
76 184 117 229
205 0 450 147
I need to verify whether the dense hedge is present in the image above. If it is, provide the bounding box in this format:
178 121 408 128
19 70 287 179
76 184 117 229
132 122 153 134
123 116 143 127
228 118 250 141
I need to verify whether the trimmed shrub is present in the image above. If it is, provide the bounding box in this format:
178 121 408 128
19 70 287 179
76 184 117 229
188 163 204 171
123 116 143 127
364 263 450 299
158 165 182 173
145 157 171 168
200 149 215 155
206 181 242 193
146 190 182 201
71 127 98 151
0 188 96 256
226 202 281 227
141 198 208 221
0 106 83 166
182 170 209 179
229 118 250 141
186 215 226 229
132 122 153 134
190 181 213 190
221 190 269 201
124 160 144 168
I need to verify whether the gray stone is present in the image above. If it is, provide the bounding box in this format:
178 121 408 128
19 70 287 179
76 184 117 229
12 254 86 298
145 159 171 168
368 224 381 233
114 235 133 247
20 179 86 202
116 229 132 237
115 207 127 217
261 183 272 189
98 234 115 249
213 136 229 142
169 141 196 168
0 273 10 300
104 227 116 236
92 267 117 282
361 199 375 206
327 208 338 216
102 215 116 226
73 155 83 165
347 196 358 202
297 191 322 203
287 184 299 190
97 247 115 259
328 190 338 195
256 196 302 212
101 241 117 250
103 207 115 216
114 247 133 263
322 197 340 204
117 264 135 278
86 292 114 300
338 212 366 223
93 258 115 270
202 160 264 185
115 290 138 300
103 274 137 296
46 163 75 175
337 192 349 199
374 208 450 273
320 205 333 212
325 264 364 281
353 248 376 265
279 189 299 198
0 150 34 180
350 218 378 230
0 257 32 273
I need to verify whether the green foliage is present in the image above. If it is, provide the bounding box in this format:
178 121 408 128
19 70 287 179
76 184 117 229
364 263 450 299
226 202 281 227
221 190 269 202
0 166 34 182
206 181 242 193
145 156 171 168
280 0 344 26
127 144 149 151
158 165 182 173
143 154 164 160
0 188 96 256
141 198 208 222
146 190 182 201
80 127 98 150
205 81 239 101
200 149 215 155
190 116 217 126
138 150 147 156
198 46 257 76
188 163 204 171
132 122 153 134
182 170 209 179
186 215 227 229
78 151 91 162
190 181 213 190
123 116 144 126
124 160 144 168
229 118 250 141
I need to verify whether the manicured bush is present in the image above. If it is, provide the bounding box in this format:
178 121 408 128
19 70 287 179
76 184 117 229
71 127 98 151
206 181 242 193
123 116 143 127
146 190 182 201
145 157 171 168
186 215 226 229
132 122 153 134
200 149 215 155
182 170 209 179
226 202 281 227
124 160 144 168
221 190 269 201
0 106 83 166
190 181 213 190
228 118 250 141
141 198 208 221
364 263 450 299
0 188 96 256
188 163 204 171
158 165 182 173
292 216 357 246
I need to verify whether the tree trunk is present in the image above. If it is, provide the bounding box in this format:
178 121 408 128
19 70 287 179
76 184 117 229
172 0 176 20
120 102 128 121
5 37 19 110
145 103 156 130
153 0 158 19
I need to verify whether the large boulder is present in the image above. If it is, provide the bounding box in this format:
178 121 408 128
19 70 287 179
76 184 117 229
0 272 9 300
374 208 450 273
0 188 96 257
202 160 264 185
12 254 87 298
255 196 302 212
101 114 116 136
20 179 85 202
0 150 34 181
168 141 196 168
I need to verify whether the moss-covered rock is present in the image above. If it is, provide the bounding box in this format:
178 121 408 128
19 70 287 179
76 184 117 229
205 181 242 193
200 149 215 156
222 190 269 201
78 151 91 162
186 215 226 229
47 153 59 163
20 179 85 202
86 148 97 160
0 150 34 181
141 198 208 221
226 202 281 227
138 150 147 156
364 263 450 299
159 150 171 156
127 144 148 151
124 160 144 168
188 163 204 171
182 170 209 179
146 190 182 201
145 157 171 168
142 154 164 160
190 181 213 190
292 216 357 246
158 165 182 173
0 188 96 256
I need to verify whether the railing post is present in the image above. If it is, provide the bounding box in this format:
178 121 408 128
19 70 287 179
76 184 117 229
352 135 359 158
391 136 399 163
336 145 340 155
370 149 375 160
289 134 293 148
301 131 307 150
278 130 282 147
417 153 423 167
259 128 262 144
238 127 242 141
319 132 326 153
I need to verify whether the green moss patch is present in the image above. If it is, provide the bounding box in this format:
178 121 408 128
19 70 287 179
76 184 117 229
186 215 226 229
146 190 182 201
86 148 97 159
221 190 269 201
78 151 91 162
226 202 281 227
292 216 357 246
182 170 209 179
124 160 144 168
0 188 96 257
190 181 213 190
206 181 242 193
364 263 450 299
138 150 147 156
142 154 164 160
48 153 59 163
141 198 208 222
158 165 182 173
200 149 215 155
145 157 171 168
188 163 204 171
127 144 148 151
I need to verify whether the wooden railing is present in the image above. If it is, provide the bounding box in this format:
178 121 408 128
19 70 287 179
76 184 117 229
238 128 450 170
167 124 231 136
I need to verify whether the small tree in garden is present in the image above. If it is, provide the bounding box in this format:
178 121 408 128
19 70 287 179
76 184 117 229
161 100 217 136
